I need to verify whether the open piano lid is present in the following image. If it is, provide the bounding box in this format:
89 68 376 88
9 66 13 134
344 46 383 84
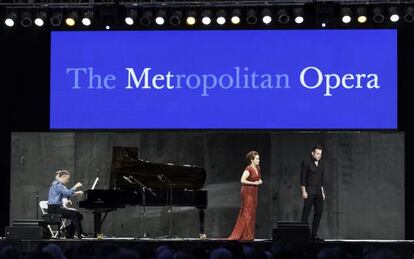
109 147 206 190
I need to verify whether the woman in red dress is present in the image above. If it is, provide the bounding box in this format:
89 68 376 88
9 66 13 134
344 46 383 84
228 151 263 241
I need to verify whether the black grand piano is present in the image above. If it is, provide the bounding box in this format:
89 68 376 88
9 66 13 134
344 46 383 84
79 147 208 237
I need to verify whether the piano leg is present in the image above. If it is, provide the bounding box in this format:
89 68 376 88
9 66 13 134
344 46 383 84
199 209 205 235
93 212 102 238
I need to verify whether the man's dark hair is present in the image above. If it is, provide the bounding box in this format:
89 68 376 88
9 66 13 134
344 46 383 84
312 145 323 152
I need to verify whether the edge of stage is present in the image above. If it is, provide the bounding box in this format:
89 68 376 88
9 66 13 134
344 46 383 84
1 237 414 257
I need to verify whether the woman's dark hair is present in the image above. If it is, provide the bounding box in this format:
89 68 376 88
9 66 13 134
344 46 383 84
246 151 259 164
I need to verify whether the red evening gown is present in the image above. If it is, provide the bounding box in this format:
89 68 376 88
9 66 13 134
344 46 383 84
228 165 261 241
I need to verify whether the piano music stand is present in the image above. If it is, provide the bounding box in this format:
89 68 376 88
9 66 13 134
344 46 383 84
129 175 156 238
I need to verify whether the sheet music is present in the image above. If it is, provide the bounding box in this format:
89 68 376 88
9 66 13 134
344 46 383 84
91 177 99 190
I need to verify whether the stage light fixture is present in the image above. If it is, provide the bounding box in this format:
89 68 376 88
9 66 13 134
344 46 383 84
262 8 272 24
341 7 352 23
246 9 258 25
231 9 241 24
65 11 77 27
293 7 304 24
216 9 226 25
277 8 290 24
34 11 47 27
139 10 152 26
389 6 399 22
169 10 183 25
186 10 197 25
356 7 367 23
20 11 33 27
4 12 17 27
81 10 93 26
373 6 385 23
5 3 412 30
125 9 137 25
201 10 212 25
404 6 414 23
50 12 63 27
155 9 166 25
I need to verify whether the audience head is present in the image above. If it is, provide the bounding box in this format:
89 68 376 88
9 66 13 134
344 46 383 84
42 244 66 259
0 246 20 259
210 247 233 259
242 245 257 259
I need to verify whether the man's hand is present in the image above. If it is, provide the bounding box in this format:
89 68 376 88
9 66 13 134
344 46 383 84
302 191 308 199
322 192 325 200
74 182 82 189
75 191 83 196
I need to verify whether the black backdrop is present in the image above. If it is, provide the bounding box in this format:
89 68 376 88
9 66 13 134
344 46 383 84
1 26 413 238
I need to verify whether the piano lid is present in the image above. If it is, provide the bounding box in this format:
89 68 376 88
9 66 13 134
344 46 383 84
109 147 206 190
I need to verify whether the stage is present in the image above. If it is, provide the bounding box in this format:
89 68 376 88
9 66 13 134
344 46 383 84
1 237 414 258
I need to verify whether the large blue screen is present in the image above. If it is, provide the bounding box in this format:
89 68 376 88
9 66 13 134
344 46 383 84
51 30 397 129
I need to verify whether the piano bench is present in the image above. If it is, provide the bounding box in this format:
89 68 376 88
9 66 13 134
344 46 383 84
42 214 63 224
41 214 63 238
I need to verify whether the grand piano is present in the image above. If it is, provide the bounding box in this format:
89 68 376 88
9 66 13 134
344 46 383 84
79 147 208 237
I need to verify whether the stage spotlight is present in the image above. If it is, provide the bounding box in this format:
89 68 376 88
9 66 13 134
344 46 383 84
125 9 137 25
277 8 290 24
155 9 166 25
4 12 17 27
404 6 414 23
373 7 385 23
246 9 258 24
231 9 241 24
139 10 152 26
20 11 33 27
356 7 367 23
65 11 77 27
389 6 399 22
50 12 63 27
169 10 183 25
262 8 272 24
293 7 304 24
81 10 93 26
341 7 352 24
186 10 196 25
216 9 226 25
34 11 47 27
201 10 212 25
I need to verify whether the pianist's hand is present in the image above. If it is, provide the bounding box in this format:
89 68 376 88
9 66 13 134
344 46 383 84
74 182 82 189
74 191 83 196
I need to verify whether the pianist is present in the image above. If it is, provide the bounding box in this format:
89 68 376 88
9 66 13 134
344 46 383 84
47 170 85 239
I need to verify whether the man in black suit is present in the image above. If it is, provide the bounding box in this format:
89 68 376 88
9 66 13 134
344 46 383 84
300 145 325 241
